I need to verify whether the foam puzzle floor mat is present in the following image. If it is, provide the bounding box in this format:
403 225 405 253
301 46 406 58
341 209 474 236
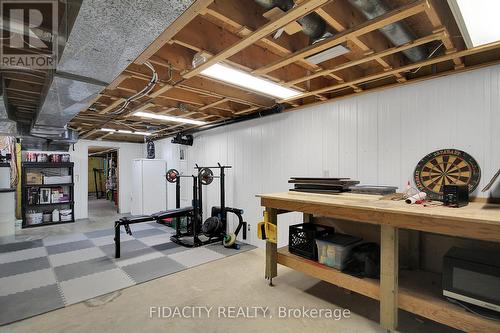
0 222 254 325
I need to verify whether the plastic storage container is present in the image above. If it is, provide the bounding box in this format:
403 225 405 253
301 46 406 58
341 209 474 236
289 223 332 260
60 209 72 222
316 233 363 269
26 212 43 225
42 212 52 223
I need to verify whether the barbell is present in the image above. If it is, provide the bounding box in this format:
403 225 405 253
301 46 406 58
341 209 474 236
166 167 219 185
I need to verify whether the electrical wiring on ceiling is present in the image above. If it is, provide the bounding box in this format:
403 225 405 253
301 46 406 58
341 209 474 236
109 61 158 115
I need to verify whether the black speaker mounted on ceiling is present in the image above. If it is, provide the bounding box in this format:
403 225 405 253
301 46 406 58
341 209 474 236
171 133 193 146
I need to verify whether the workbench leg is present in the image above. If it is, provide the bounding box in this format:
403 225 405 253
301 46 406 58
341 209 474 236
380 225 399 331
265 208 278 286
303 213 313 224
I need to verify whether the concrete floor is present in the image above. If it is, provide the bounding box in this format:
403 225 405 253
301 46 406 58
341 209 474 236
1 199 460 333
2 248 459 333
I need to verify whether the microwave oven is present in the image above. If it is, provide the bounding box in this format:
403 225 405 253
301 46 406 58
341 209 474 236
443 247 500 313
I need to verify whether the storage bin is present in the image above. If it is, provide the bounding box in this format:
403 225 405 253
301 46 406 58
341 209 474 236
289 223 332 260
26 212 43 225
316 233 363 270
26 172 43 185
44 175 72 184
42 212 52 223
60 209 72 222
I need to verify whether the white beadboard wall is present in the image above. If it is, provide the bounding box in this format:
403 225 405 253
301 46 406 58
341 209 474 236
155 64 500 248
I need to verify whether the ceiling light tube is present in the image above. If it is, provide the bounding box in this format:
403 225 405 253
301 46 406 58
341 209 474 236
133 111 207 125
100 128 151 136
199 63 301 100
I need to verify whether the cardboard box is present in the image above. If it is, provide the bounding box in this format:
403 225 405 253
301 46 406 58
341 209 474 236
26 172 43 185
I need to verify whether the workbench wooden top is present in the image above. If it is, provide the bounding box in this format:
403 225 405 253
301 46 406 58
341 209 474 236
257 192 500 241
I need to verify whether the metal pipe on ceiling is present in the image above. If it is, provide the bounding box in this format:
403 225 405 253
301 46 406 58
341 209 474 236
254 0 328 42
347 0 427 62
254 0 428 62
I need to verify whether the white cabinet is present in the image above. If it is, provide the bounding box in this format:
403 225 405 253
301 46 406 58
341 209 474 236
131 159 166 215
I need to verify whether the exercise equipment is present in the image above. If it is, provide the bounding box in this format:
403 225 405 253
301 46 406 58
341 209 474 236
171 163 246 248
114 207 193 258
198 167 214 185
114 163 247 258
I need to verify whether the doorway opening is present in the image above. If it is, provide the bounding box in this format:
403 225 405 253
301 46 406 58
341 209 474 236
88 146 119 219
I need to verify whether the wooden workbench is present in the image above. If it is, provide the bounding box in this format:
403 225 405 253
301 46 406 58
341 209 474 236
257 192 500 333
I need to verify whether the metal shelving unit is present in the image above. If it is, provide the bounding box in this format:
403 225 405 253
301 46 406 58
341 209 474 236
21 162 75 228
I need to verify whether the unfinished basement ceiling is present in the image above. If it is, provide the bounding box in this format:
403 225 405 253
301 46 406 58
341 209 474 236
58 0 195 83
56 0 500 143
0 0 194 148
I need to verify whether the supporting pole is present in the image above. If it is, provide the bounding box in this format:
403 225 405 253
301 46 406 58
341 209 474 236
192 176 198 238
220 166 226 228
175 177 181 209
198 176 203 225
380 225 399 331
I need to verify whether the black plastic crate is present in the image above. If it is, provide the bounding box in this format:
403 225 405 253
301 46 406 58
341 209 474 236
289 223 333 260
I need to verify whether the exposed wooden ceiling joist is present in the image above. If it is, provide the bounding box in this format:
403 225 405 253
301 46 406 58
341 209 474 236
67 0 500 141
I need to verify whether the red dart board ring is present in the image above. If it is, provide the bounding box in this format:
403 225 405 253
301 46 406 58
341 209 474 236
414 149 481 200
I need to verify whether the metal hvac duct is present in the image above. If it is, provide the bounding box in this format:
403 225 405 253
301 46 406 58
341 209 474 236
32 76 103 137
30 0 195 148
254 0 327 41
347 0 427 62
254 0 427 62
0 78 17 136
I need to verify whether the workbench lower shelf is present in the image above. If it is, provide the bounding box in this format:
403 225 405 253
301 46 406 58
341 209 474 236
277 247 500 333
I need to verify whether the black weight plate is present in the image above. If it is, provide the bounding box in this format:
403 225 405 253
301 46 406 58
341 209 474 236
166 169 179 183
199 167 214 185
202 216 222 237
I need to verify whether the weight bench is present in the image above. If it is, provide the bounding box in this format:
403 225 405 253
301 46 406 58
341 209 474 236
114 206 193 258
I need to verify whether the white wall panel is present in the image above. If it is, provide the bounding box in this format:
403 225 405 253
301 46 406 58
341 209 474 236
155 64 500 247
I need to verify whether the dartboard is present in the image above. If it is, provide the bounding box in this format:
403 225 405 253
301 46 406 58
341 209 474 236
414 149 481 200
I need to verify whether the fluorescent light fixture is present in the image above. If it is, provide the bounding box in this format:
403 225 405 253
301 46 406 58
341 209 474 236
133 111 207 125
100 128 151 136
448 0 500 48
305 45 350 65
199 63 301 99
